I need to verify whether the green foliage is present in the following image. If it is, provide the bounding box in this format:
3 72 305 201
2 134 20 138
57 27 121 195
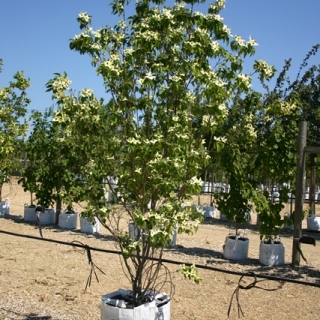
180 264 201 284
44 0 276 306
0 60 30 200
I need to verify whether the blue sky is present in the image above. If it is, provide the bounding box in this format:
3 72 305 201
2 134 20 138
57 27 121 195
1 0 319 117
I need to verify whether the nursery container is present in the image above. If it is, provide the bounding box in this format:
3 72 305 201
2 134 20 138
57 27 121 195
223 235 249 260
307 215 320 231
259 239 285 266
203 205 216 218
0 199 10 215
24 205 37 222
58 211 78 229
80 216 100 233
101 290 171 320
39 208 56 225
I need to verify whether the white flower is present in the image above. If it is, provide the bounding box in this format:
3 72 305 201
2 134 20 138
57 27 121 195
145 72 155 80
119 20 126 29
247 36 258 47
210 0 226 11
237 74 252 89
254 60 275 79
80 88 93 98
234 35 245 46
188 176 203 187
127 137 141 145
211 41 219 52
213 14 223 21
78 12 90 23
213 136 227 143
162 8 173 19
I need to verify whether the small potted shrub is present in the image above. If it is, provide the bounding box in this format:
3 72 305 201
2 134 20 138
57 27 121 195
256 189 288 266
215 177 252 261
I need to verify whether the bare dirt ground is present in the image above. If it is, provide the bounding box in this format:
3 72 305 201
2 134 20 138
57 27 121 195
1 178 320 320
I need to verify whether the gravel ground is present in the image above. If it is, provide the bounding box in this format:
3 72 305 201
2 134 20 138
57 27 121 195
1 179 320 320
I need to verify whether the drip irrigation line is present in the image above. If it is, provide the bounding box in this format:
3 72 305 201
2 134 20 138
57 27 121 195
0 229 122 256
1 228 320 289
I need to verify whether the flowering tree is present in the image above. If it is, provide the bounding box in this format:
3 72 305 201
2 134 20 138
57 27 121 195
46 0 275 307
214 75 301 238
0 59 30 201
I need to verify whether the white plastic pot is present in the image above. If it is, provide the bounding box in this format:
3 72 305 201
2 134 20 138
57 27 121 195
39 208 56 225
0 199 10 215
223 235 249 260
24 205 37 222
168 228 177 247
101 290 171 320
203 206 216 218
58 211 78 229
259 240 285 266
80 216 100 233
307 215 320 231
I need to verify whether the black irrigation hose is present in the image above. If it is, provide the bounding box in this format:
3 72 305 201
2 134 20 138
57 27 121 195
0 229 122 255
1 229 320 289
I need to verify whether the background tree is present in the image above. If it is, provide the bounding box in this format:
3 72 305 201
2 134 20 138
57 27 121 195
0 59 30 201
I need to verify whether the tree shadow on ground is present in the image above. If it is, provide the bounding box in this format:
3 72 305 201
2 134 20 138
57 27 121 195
168 242 320 286
205 256 320 286
0 308 52 319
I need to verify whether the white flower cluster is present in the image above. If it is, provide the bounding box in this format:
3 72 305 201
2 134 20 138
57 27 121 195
52 76 72 92
119 20 126 29
213 14 223 21
0 88 8 99
234 35 245 46
218 103 228 117
127 137 141 145
237 74 252 89
210 0 226 11
222 24 232 36
279 101 298 116
80 88 94 98
101 55 121 76
213 136 227 143
162 8 173 19
247 36 258 47
188 176 203 187
91 43 102 51
202 115 217 127
194 11 204 17
211 40 220 52
175 1 186 9
254 60 275 79
78 12 90 23
244 123 257 138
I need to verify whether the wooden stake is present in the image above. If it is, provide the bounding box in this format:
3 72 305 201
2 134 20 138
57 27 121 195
292 121 307 266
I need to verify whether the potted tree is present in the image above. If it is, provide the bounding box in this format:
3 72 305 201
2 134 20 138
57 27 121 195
253 185 292 266
46 0 276 318
19 110 62 225
215 176 253 261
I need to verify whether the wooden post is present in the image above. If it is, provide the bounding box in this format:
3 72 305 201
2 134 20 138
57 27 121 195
55 194 62 225
309 154 316 215
292 121 307 266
